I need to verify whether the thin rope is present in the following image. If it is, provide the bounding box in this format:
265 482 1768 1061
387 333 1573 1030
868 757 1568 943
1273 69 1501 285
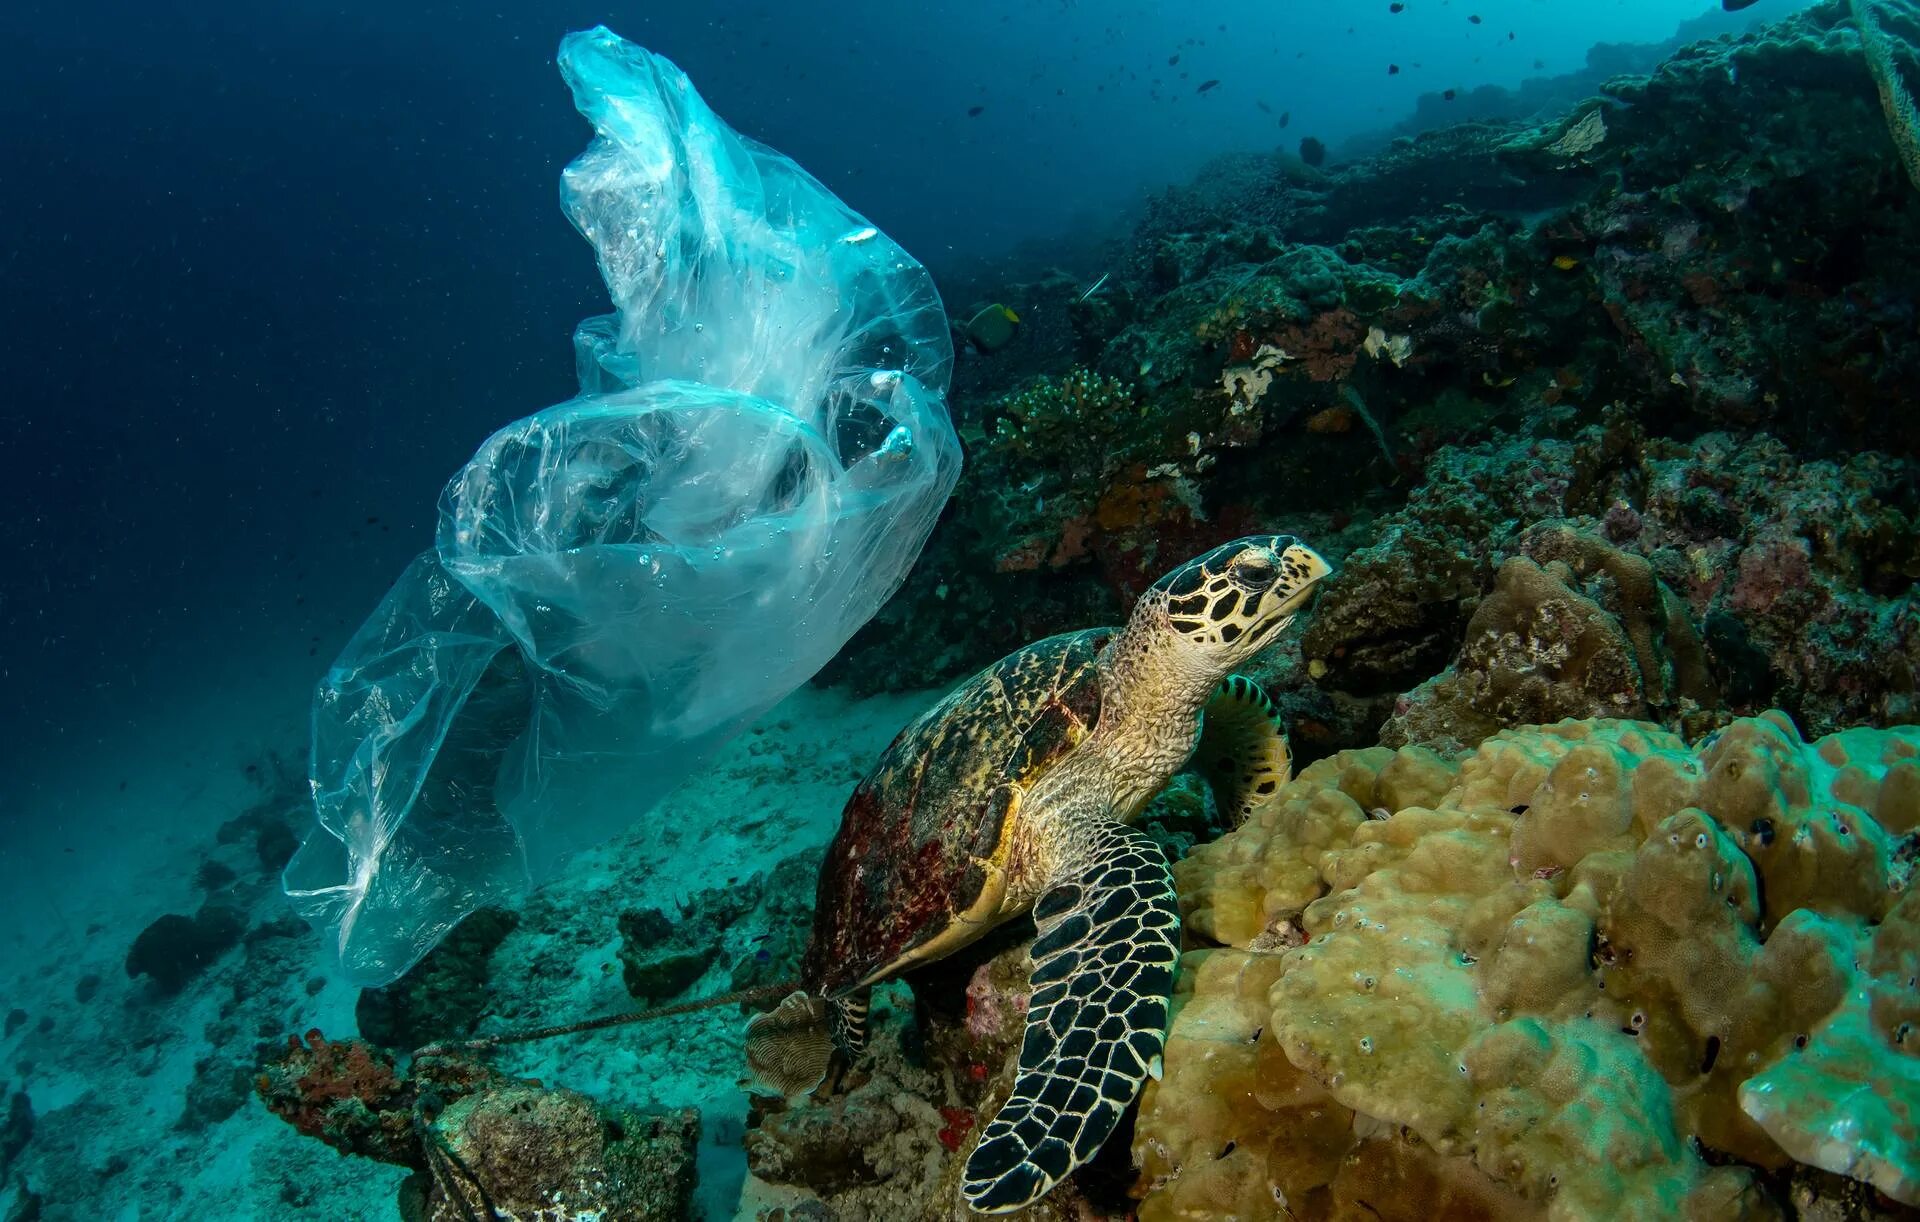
410 982 798 1060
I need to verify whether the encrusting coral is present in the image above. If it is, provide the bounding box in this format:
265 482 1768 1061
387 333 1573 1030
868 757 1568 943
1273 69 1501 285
1139 712 1920 1218
1381 523 1719 753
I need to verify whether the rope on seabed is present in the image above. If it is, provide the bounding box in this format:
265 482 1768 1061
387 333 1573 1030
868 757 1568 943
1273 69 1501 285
410 981 800 1060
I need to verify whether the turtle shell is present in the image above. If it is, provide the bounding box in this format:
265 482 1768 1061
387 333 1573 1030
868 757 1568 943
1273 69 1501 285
803 628 1113 996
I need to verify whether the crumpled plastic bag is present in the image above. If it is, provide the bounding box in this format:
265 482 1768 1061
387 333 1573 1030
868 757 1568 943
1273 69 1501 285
283 27 960 986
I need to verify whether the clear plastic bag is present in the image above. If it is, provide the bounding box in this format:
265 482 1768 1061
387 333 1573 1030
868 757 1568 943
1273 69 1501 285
285 27 959 985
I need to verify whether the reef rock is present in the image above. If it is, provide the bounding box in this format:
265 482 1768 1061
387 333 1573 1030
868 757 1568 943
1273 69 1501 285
355 907 519 1050
415 1085 698 1222
1382 523 1717 752
255 1029 698 1220
1302 423 1918 748
837 3 1920 723
124 906 246 996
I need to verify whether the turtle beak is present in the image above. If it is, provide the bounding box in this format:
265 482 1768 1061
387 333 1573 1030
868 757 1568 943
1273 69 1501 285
1272 543 1332 615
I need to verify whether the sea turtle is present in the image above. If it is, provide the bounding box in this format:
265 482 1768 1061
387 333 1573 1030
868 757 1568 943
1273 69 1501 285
746 534 1331 1213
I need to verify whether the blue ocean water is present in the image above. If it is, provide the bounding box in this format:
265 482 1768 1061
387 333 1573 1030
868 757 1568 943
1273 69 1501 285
11 0 1913 1218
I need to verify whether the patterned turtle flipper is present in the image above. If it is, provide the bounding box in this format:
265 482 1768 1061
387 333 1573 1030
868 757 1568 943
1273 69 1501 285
832 988 871 1057
1195 674 1292 826
960 822 1180 1214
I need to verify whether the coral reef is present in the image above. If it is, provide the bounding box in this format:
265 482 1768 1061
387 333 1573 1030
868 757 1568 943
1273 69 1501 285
256 1030 423 1163
1142 713 1920 1216
836 2 1920 724
1298 422 1919 750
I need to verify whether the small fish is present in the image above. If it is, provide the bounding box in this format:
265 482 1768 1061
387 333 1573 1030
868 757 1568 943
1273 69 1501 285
1443 89 1456 101
1078 272 1111 303
967 104 985 117
840 226 879 244
1387 63 1400 75
1279 110 1291 127
1168 53 1180 65
1552 255 1582 270
1390 1 1404 10
963 302 1021 353
1197 79 1219 93
1723 0 1760 9
1468 13 1482 23
1256 99 1271 113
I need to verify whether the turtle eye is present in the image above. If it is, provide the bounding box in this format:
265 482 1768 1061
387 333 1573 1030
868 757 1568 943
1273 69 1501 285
1233 554 1278 588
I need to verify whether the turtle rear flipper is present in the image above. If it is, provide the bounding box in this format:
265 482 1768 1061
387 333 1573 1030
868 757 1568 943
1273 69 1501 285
1196 674 1292 827
960 823 1179 1213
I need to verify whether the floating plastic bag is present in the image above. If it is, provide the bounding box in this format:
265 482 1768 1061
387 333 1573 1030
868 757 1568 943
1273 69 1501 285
284 27 959 985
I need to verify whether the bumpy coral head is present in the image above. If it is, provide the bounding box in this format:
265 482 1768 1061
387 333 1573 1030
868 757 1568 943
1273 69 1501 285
1142 535 1331 667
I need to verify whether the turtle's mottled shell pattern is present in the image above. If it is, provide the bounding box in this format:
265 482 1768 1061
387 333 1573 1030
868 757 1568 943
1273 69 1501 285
804 629 1113 996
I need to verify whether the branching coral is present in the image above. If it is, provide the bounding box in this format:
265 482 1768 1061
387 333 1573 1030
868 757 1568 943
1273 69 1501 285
1141 714 1920 1217
990 367 1143 473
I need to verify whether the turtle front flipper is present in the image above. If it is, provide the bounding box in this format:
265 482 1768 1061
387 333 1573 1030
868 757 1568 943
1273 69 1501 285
960 823 1179 1214
1196 674 1292 827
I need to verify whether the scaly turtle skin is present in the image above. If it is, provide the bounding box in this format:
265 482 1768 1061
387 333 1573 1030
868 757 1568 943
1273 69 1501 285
747 535 1331 1213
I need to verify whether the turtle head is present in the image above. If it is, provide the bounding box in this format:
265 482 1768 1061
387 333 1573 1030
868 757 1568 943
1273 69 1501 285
1143 535 1331 669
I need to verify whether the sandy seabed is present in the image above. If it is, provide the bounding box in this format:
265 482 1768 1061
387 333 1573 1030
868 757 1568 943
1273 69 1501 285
0 640 934 1221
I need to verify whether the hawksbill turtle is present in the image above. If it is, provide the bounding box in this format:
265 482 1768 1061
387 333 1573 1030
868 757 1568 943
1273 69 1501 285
746 534 1331 1213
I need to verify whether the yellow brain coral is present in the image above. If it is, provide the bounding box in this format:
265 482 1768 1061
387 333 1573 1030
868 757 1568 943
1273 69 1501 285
1137 712 1919 1219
